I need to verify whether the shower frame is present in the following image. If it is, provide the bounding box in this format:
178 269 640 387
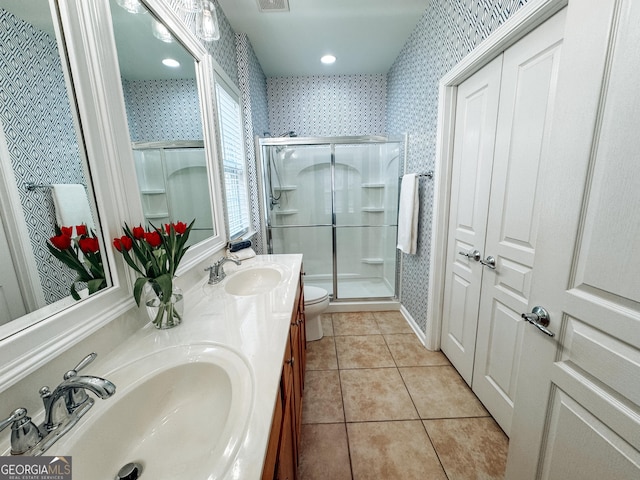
257 135 406 302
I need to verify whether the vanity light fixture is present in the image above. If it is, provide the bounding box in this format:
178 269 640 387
152 20 173 43
321 54 336 65
162 58 180 68
196 1 221 42
115 0 147 14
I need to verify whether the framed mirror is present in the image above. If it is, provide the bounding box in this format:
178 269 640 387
107 0 226 258
0 1 111 331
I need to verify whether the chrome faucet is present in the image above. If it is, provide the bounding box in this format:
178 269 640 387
0 353 115 456
205 257 242 284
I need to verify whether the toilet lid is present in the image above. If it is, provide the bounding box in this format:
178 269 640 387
304 286 328 305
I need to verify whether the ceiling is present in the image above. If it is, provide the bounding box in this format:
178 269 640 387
216 0 431 77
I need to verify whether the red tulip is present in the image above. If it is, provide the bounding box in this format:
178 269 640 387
79 237 100 254
76 224 88 236
113 236 133 252
60 226 73 237
50 234 72 250
145 231 162 248
174 221 188 235
132 225 145 239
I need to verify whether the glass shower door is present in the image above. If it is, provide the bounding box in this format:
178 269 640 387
265 144 333 292
334 142 400 299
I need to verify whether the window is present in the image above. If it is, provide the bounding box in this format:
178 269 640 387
215 80 250 239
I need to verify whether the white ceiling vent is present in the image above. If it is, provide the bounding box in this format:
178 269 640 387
256 0 289 13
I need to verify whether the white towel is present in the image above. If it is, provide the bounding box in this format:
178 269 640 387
227 247 256 261
397 174 419 255
51 184 94 232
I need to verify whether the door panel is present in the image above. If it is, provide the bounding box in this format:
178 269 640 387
0 211 27 325
440 55 502 383
506 0 640 477
472 9 565 435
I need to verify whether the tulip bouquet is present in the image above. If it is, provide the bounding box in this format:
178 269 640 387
47 225 107 300
112 220 195 328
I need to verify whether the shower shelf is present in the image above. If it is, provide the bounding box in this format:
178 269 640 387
362 207 385 213
273 185 297 191
273 209 298 215
140 189 166 195
361 258 384 264
361 183 385 188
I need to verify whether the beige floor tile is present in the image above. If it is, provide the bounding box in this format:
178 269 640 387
348 421 447 480
320 313 334 336
373 310 414 334
297 423 352 480
424 417 508 480
332 312 381 336
306 335 338 370
302 370 344 424
340 368 418 422
400 366 488 419
335 335 395 369
385 334 451 367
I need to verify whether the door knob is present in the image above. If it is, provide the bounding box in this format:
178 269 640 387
458 249 481 261
521 306 555 337
480 255 496 269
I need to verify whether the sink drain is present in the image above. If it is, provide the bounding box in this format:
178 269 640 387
115 462 143 480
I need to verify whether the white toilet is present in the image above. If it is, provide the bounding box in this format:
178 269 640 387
303 286 329 341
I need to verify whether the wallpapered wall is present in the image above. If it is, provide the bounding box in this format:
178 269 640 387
236 33 269 254
267 75 387 137
0 9 87 304
122 79 203 142
387 0 531 333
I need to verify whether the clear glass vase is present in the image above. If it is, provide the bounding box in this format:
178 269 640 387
144 283 184 329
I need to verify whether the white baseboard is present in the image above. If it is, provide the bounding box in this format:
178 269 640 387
400 304 431 349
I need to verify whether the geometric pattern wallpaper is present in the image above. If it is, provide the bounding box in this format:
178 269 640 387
236 33 269 254
122 79 203 142
267 75 387 137
387 0 531 333
0 8 89 304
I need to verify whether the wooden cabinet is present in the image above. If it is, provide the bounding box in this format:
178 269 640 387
262 270 306 480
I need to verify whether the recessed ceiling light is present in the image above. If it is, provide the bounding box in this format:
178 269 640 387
321 54 336 65
162 58 180 68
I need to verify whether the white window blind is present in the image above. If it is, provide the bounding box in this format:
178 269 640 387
215 81 250 239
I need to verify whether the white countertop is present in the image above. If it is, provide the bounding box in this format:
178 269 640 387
44 253 302 479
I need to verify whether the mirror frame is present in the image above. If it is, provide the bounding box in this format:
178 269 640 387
0 0 227 391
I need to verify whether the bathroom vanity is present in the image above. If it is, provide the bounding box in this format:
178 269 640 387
1 254 305 480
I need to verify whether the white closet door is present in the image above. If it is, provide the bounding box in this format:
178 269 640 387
440 56 502 384
472 9 566 435
507 0 640 477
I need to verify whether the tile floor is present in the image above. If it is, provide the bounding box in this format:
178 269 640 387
297 311 509 480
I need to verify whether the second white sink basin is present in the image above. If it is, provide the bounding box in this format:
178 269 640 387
49 344 254 480
225 266 282 296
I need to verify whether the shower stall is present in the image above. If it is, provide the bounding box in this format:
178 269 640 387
132 141 214 246
258 136 404 301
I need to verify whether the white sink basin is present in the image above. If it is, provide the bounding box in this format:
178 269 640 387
225 266 282 296
50 344 254 480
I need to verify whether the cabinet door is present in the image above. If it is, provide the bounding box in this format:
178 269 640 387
262 381 284 480
290 315 303 461
277 367 296 480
